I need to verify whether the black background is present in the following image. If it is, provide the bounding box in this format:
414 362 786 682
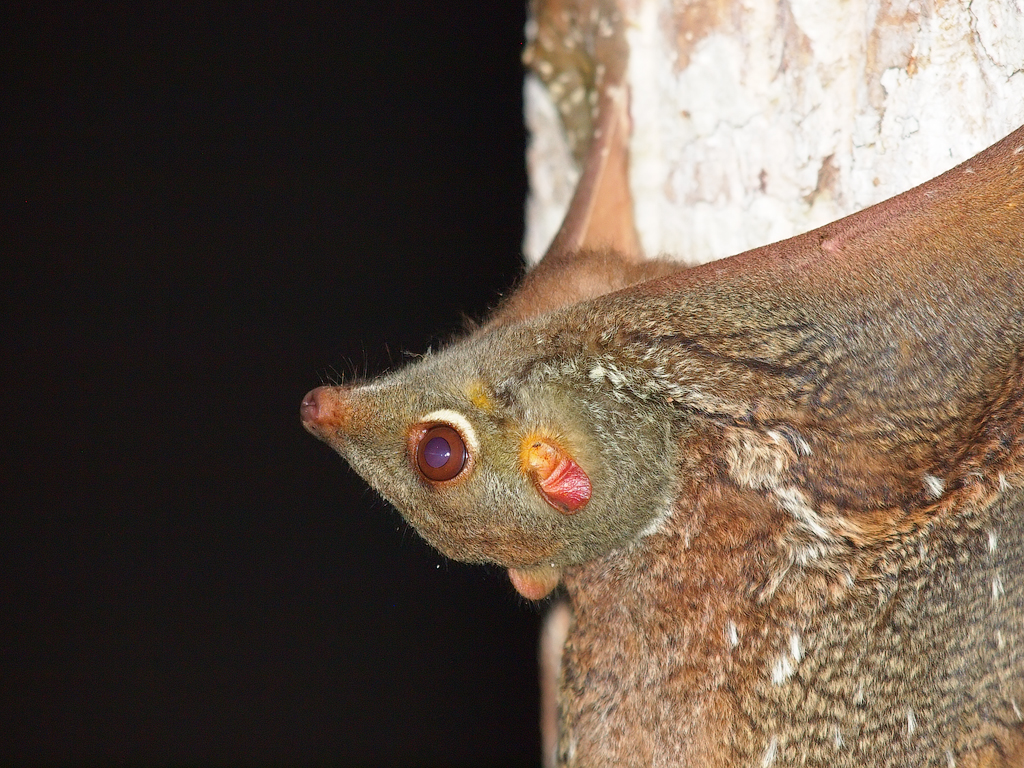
4 4 544 766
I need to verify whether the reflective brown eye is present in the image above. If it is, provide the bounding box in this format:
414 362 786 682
415 424 467 482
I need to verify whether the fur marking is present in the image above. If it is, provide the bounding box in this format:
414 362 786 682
923 473 945 498
420 409 480 454
795 542 829 566
727 620 739 648
772 654 796 685
761 736 779 767
776 486 833 540
726 430 788 490
768 428 813 456
992 572 1005 602
638 503 673 538
790 631 803 662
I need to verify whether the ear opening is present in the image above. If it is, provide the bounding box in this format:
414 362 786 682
521 437 592 514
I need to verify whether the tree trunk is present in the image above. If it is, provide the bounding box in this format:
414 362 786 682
523 0 1024 265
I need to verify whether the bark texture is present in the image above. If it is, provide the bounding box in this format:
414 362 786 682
524 0 1024 265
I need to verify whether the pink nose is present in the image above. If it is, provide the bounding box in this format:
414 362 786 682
300 386 351 433
300 386 326 424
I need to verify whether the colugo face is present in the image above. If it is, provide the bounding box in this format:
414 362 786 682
301 320 680 572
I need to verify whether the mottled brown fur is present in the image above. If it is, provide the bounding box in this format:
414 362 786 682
302 112 1024 765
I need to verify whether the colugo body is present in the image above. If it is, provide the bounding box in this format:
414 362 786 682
302 125 1024 766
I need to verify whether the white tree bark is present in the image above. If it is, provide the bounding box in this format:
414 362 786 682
524 0 1024 266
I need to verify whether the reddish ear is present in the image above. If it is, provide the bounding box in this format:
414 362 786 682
522 438 592 514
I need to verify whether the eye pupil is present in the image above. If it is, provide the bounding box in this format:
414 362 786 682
422 436 452 468
415 424 467 482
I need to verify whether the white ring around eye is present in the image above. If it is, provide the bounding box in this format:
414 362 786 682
420 409 480 455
